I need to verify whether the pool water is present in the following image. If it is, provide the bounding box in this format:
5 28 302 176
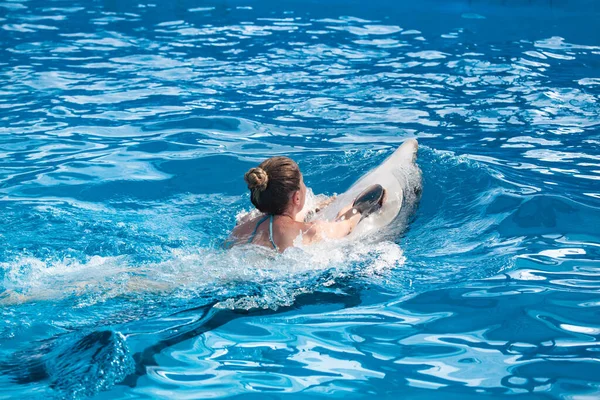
1 0 599 398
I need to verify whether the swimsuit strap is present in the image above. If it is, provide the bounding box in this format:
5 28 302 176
248 214 278 250
248 215 269 244
268 215 277 250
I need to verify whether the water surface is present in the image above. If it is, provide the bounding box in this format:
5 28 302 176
1 0 600 398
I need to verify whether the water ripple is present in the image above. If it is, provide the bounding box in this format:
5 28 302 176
1 0 599 398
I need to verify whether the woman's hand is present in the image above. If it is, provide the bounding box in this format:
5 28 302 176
315 195 337 213
301 195 338 222
335 204 353 219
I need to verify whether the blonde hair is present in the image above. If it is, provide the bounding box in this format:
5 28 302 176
244 156 301 215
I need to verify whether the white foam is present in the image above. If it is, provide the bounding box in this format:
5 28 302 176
1 236 405 310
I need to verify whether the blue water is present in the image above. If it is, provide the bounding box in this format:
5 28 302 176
1 0 600 398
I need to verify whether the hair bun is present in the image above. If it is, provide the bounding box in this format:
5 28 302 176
244 167 269 192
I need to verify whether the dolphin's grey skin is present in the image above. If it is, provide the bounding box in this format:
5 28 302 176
309 139 422 239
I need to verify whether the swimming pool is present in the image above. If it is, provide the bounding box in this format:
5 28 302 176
1 0 599 398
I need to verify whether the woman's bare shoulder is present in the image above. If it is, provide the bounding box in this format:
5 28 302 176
233 213 264 234
225 214 264 249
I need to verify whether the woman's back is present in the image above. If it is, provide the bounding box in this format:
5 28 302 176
230 213 308 251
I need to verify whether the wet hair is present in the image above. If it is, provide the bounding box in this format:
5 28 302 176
244 156 301 215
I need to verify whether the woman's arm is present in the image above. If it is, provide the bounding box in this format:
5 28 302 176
315 195 336 212
302 211 361 244
297 195 337 222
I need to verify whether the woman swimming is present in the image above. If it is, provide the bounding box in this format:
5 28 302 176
226 156 384 252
